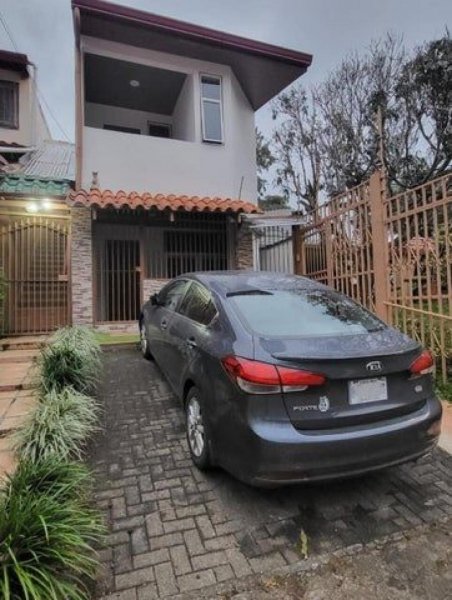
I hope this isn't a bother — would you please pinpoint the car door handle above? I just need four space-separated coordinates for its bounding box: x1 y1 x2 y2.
160 319 168 330
186 337 197 349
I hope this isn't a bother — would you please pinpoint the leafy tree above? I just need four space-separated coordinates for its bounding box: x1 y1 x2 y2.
258 194 289 211
389 32 452 188
256 128 275 198
272 87 322 211
271 32 452 201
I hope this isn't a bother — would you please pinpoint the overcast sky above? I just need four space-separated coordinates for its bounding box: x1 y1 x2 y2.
0 0 450 142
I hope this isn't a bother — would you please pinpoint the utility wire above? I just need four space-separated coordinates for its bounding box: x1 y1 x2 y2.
0 9 18 51
0 7 71 142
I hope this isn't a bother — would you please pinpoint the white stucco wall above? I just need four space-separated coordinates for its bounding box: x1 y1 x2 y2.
80 36 257 202
0 67 51 147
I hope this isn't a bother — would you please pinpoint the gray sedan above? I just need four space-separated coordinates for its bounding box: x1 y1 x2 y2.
139 272 442 486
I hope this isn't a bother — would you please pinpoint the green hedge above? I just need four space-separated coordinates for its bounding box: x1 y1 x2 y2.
1 327 105 600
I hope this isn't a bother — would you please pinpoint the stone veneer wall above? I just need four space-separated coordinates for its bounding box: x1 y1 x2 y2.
71 206 94 326
142 278 168 300
236 222 254 270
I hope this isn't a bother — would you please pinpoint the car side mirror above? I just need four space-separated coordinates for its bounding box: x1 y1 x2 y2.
150 293 161 306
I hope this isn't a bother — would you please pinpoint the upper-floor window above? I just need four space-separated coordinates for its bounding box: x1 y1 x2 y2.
0 80 19 129
200 75 223 144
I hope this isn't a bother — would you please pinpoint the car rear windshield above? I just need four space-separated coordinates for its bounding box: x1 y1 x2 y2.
230 289 384 337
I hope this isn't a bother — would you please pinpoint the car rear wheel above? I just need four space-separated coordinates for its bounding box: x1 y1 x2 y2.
185 388 212 470
139 321 152 360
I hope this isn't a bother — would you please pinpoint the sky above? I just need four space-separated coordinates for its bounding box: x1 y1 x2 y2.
0 0 450 143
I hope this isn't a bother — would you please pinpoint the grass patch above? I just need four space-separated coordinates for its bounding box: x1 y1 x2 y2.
94 331 139 346
14 387 100 462
0 457 104 600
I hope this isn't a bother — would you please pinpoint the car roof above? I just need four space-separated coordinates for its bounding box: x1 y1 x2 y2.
186 271 327 298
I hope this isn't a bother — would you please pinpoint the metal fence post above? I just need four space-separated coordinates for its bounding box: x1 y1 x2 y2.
369 169 389 322
292 225 303 275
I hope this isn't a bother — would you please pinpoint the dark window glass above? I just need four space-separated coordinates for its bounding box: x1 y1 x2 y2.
163 230 227 277
158 280 188 311
230 289 385 337
103 124 141 134
0 80 19 128
148 122 171 138
178 283 217 325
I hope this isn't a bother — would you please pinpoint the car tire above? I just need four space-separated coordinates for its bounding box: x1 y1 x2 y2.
139 321 153 360
185 387 212 470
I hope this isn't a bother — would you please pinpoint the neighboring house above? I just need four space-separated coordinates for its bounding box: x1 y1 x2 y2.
0 49 75 335
68 0 312 330
0 49 50 152
246 209 307 273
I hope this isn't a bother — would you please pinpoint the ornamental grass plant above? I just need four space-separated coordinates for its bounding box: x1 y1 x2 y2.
0 457 104 600
13 387 100 462
1 327 105 599
39 326 101 395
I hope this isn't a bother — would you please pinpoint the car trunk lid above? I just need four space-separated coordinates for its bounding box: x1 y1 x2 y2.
254 330 431 430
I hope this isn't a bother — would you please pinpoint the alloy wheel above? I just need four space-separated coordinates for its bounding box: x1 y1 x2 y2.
140 324 147 355
187 396 205 458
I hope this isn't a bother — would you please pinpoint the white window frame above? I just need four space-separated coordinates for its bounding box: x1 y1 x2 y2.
200 74 224 144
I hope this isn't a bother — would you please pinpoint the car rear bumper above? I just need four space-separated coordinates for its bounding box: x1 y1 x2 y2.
221 396 442 487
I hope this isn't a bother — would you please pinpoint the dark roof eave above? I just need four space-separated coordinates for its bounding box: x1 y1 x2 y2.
71 0 312 69
0 49 30 77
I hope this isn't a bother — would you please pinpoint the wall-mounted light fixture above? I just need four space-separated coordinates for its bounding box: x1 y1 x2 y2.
25 198 53 213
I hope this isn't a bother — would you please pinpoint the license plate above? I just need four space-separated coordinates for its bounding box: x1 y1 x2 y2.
348 377 387 405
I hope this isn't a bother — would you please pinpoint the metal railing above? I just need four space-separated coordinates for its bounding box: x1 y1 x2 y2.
295 171 452 383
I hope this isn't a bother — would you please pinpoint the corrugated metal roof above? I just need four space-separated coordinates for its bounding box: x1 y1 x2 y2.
20 140 75 181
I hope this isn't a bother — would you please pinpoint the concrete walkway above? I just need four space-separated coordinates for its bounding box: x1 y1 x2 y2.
0 336 45 480
439 401 452 454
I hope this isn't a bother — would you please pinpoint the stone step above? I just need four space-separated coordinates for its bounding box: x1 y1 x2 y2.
0 349 39 364
0 436 16 482
0 335 48 351
0 363 37 393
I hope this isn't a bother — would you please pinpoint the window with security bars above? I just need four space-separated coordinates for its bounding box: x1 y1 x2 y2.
161 229 228 278
0 80 19 128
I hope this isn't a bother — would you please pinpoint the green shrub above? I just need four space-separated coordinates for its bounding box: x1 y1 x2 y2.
6 456 92 502
436 378 452 404
39 327 101 394
0 458 104 600
14 387 100 462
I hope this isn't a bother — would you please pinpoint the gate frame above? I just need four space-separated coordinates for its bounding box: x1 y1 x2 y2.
0 197 72 335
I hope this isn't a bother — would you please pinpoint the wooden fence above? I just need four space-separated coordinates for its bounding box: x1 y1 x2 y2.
294 170 452 383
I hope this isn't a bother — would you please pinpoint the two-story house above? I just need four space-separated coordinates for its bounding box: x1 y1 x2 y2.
0 50 75 335
68 0 312 330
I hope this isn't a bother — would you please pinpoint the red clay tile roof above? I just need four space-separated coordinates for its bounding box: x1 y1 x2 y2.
67 188 260 214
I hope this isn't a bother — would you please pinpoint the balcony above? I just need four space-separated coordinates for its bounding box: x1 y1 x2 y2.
84 53 196 142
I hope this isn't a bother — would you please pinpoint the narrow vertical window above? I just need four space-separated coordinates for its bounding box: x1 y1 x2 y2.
200 75 223 143
0 80 19 129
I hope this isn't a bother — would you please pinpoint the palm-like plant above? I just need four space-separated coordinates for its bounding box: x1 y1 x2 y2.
14 387 100 462
39 327 101 395
0 458 104 600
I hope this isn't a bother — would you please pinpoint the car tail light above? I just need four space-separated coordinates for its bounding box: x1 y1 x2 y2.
222 356 326 394
409 350 434 376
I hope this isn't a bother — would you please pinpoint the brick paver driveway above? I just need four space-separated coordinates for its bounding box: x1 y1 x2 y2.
92 348 452 599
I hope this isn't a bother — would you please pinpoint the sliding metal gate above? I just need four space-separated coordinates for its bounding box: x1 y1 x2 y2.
0 212 70 334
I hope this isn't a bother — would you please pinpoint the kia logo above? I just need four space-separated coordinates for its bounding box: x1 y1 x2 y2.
366 361 382 372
